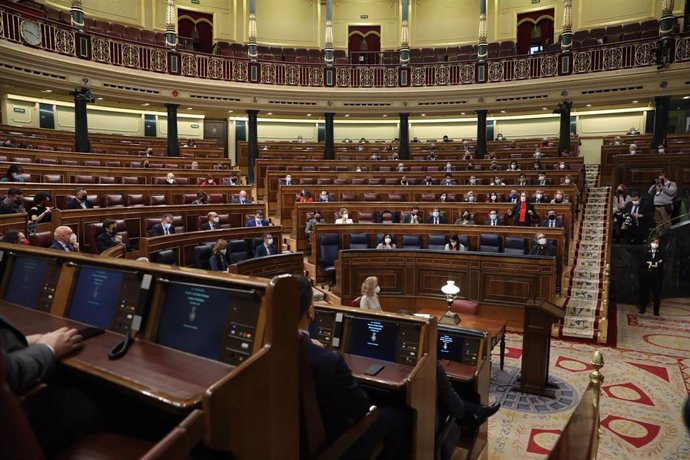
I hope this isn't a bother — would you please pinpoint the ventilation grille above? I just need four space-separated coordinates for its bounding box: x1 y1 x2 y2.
495 94 548 102
0 63 66 80
418 100 467 106
343 102 392 107
102 83 159 94
268 100 317 106
191 94 240 102
581 85 643 95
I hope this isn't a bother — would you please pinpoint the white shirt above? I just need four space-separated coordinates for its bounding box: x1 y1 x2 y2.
360 294 381 311
335 218 353 224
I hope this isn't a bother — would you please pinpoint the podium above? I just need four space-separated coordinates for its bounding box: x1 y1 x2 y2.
519 298 565 397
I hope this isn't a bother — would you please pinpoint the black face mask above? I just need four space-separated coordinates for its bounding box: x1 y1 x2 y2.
13 199 22 206
549 215 556 220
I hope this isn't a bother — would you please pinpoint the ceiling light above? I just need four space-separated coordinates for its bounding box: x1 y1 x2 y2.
632 100 639 103
382 114 388 117
227 110 234 113
344 114 350 117
500 110 506 113
541 107 547 110
186 107 193 110
460 112 466 115
421 113 426 117
585 104 592 107
267 112 273 115
42 89 52 93
96 97 103 101
306 113 312 117
683 96 690 100
141 103 150 106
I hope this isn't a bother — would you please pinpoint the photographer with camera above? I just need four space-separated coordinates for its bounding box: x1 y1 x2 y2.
647 173 677 233
621 191 652 244
612 184 632 243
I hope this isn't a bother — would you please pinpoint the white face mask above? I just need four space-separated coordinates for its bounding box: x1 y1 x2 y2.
286 177 291 183
491 195 497 200
520 196 527 202
538 238 547 246
450 241 457 246
632 201 640 206
536 194 543 199
650 243 658 249
490 214 497 220
630 149 636 154
166 178 174 184
468 196 476 202
384 237 392 244
213 217 220 223
69 234 77 244
375 286 380 294
342 214 348 220
564 179 571 184
163 223 171 229
658 149 665 153
267 238 273 245
539 177 545 182
220 249 227 255
432 211 439 218
559 164 566 169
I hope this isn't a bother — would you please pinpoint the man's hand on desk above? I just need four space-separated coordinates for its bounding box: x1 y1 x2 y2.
310 338 325 348
34 327 84 358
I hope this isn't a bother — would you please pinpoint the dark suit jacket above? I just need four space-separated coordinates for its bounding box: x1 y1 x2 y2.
426 215 448 224
624 200 653 224
643 249 664 274
403 213 422 224
305 335 369 440
208 253 228 271
232 198 253 204
483 218 505 226
255 244 278 257
150 223 175 236
66 198 94 210
1 315 55 394
49 241 76 252
508 202 536 225
200 222 218 231
530 243 556 257
95 231 118 254
245 218 269 227
540 217 564 228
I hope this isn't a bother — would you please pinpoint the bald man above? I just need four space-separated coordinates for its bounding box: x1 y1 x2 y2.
49 226 78 252
200 211 221 231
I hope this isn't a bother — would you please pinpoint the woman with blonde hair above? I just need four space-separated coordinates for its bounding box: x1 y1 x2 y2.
359 276 382 310
209 239 228 271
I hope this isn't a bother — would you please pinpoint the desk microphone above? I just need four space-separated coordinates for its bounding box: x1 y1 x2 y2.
108 273 153 360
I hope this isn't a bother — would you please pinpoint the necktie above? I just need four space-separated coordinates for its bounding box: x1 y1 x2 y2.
632 205 638 215
434 218 438 224
257 220 262 227
550 221 554 228
651 251 656 258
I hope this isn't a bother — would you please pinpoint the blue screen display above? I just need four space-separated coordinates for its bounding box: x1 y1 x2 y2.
155 282 232 360
4 255 50 309
68 266 124 328
346 316 398 362
437 330 466 363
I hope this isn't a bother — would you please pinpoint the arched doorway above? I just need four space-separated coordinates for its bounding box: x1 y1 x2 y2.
516 9 554 55
348 26 381 64
177 9 214 54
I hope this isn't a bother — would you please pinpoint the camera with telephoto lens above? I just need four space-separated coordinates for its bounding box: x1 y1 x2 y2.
621 213 633 231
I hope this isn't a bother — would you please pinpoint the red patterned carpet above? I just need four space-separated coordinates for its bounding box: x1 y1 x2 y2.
486 298 690 459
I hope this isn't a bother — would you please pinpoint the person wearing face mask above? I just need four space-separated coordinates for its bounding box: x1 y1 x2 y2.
283 174 293 185
444 161 453 172
495 133 505 141
516 174 530 186
397 163 406 172
403 206 422 224
530 233 555 256
335 208 353 224
255 233 279 257
508 190 520 203
427 208 447 224
1 164 25 183
232 190 252 204
376 233 396 250
445 234 465 251
29 192 53 224
628 144 637 155
532 161 544 171
550 190 569 204
639 237 664 316
150 214 176 236
622 191 652 244
489 160 500 172
465 191 476 203
319 190 332 202
541 210 564 228
66 188 94 210
164 173 176 185
561 175 573 186
305 212 325 241
612 184 632 243
454 210 475 225
483 210 504 226
209 239 229 271
1 230 28 245
509 161 519 171
359 276 382 311
556 162 567 171
298 189 314 203
0 187 25 215
467 176 478 186
439 192 449 203
657 144 666 154
442 173 456 186
95 219 123 254
536 174 550 186
423 175 434 186
49 226 79 252
462 151 473 161
648 173 677 232
507 192 535 226
492 177 504 186
201 211 222 231
487 192 500 203
400 176 409 186
246 209 270 227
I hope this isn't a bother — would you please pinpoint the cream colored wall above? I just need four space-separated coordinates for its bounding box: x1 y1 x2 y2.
494 116 560 138
158 116 204 138
577 0 655 29
490 0 560 43
1 97 39 128
43 0 145 27
257 120 318 142
575 110 647 164
334 122 398 141
55 106 146 136
256 0 318 47
410 121 477 140
411 0 478 46
332 0 400 51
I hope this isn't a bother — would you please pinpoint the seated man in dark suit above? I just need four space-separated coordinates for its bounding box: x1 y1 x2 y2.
200 211 221 231
403 205 422 224
255 233 278 257
150 213 175 236
530 189 549 204
0 187 25 215
483 209 505 226
529 233 556 256
506 192 536 226
246 210 270 227
294 275 407 460
426 208 447 224
540 210 564 228
621 191 653 244
66 188 94 210
49 226 79 252
95 218 123 254
232 190 252 204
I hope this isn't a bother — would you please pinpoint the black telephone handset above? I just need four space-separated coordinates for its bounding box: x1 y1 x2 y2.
108 274 153 360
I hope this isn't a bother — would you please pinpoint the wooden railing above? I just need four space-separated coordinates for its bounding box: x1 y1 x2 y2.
547 351 605 459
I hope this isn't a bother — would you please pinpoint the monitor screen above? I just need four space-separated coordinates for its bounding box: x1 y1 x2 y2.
310 309 338 346
154 281 260 364
346 316 399 362
437 328 466 363
67 266 135 329
4 254 51 309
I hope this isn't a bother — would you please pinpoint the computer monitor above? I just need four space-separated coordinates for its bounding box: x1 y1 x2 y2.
3 254 59 311
67 265 141 331
345 315 399 362
154 280 260 366
310 308 339 347
437 328 466 363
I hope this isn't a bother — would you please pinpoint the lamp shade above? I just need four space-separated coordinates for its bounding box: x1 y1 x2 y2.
441 280 460 296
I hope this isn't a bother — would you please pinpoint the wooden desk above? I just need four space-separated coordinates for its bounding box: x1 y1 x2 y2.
343 354 414 389
418 308 507 371
0 301 231 410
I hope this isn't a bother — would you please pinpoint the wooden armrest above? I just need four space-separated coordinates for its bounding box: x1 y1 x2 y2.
18 383 47 403
140 409 204 460
317 406 378 460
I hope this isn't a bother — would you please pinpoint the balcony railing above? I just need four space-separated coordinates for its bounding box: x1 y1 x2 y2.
1 7 688 89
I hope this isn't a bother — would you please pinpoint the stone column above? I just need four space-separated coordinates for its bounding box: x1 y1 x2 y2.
165 103 180 157
324 0 334 65
561 0 573 53
652 96 670 148
70 0 84 31
247 109 259 183
475 110 487 159
165 0 177 49
324 113 335 159
400 0 410 66
399 113 409 160
477 0 488 62
248 0 258 62
71 88 93 153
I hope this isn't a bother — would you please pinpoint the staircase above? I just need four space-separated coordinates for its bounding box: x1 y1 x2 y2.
556 164 612 342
